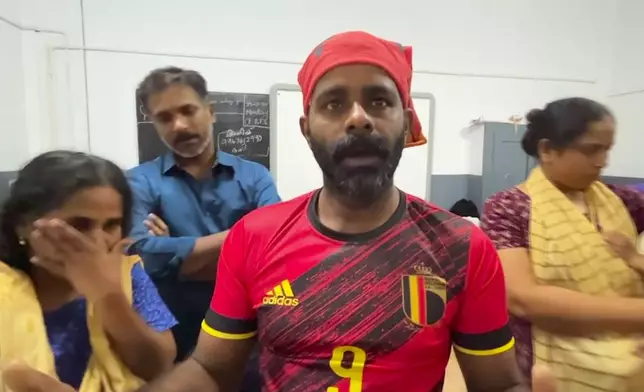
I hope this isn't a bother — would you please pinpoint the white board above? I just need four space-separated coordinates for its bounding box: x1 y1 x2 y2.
272 87 434 202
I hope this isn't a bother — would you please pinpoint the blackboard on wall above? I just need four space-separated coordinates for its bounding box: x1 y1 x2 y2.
136 92 270 169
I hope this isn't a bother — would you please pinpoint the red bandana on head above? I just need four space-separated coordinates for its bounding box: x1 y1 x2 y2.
297 31 426 148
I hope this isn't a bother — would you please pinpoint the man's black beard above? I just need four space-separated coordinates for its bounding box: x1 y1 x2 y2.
309 130 405 208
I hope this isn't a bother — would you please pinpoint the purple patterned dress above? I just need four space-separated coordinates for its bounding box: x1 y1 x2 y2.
44 263 177 389
481 184 644 379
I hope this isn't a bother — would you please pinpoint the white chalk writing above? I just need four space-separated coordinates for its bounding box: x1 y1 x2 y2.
218 127 263 155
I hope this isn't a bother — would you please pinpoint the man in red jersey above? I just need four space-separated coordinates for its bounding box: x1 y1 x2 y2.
4 31 557 392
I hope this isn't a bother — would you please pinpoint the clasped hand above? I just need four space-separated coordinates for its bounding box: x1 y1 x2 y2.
144 213 169 237
29 218 131 302
602 231 644 274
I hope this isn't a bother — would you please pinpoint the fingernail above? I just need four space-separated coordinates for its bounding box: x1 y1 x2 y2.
30 256 40 264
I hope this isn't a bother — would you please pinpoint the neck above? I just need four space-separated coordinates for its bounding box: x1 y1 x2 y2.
31 267 77 311
540 166 580 193
563 189 585 200
317 185 400 235
174 141 215 178
552 180 581 195
539 166 587 203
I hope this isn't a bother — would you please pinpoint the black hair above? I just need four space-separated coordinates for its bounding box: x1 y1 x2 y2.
521 97 613 158
136 66 209 113
0 150 132 273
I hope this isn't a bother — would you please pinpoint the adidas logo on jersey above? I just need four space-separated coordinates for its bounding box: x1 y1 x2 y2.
262 280 299 307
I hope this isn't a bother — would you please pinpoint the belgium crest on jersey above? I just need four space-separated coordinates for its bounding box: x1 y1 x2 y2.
401 266 446 327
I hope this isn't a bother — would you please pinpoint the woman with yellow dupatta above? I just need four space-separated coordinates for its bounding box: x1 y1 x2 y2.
482 97 644 392
0 151 177 391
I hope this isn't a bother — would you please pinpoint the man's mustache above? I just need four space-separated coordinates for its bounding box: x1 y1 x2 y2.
332 133 389 162
173 132 200 143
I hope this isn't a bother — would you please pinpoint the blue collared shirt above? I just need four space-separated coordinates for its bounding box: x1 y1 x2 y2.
127 151 280 279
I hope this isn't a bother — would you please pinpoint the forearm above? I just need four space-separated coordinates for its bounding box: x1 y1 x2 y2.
469 386 529 392
467 383 528 392
95 292 174 380
131 235 196 278
180 231 229 280
466 379 528 392
514 285 644 335
499 386 529 391
628 254 644 274
136 359 220 392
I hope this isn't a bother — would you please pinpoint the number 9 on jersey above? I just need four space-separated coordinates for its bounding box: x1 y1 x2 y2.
327 346 367 392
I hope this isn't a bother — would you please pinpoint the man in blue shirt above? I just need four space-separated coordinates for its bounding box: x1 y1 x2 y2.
127 67 280 369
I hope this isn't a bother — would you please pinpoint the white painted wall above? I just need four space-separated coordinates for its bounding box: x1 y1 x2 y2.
0 1 27 171
0 0 87 171
1 0 632 177
605 1 644 178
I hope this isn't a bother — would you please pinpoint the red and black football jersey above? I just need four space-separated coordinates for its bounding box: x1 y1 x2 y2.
202 190 513 392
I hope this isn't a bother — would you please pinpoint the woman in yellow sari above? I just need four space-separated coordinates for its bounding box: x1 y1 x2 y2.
482 97 644 391
0 151 177 391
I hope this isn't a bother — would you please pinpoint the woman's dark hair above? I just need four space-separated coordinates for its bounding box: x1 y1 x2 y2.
521 97 613 158
0 150 132 273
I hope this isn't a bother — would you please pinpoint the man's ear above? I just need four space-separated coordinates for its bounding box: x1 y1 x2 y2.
209 102 216 123
299 115 312 148
403 108 413 139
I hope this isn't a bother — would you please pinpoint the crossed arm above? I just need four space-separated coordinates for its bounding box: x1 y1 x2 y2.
126 167 280 280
